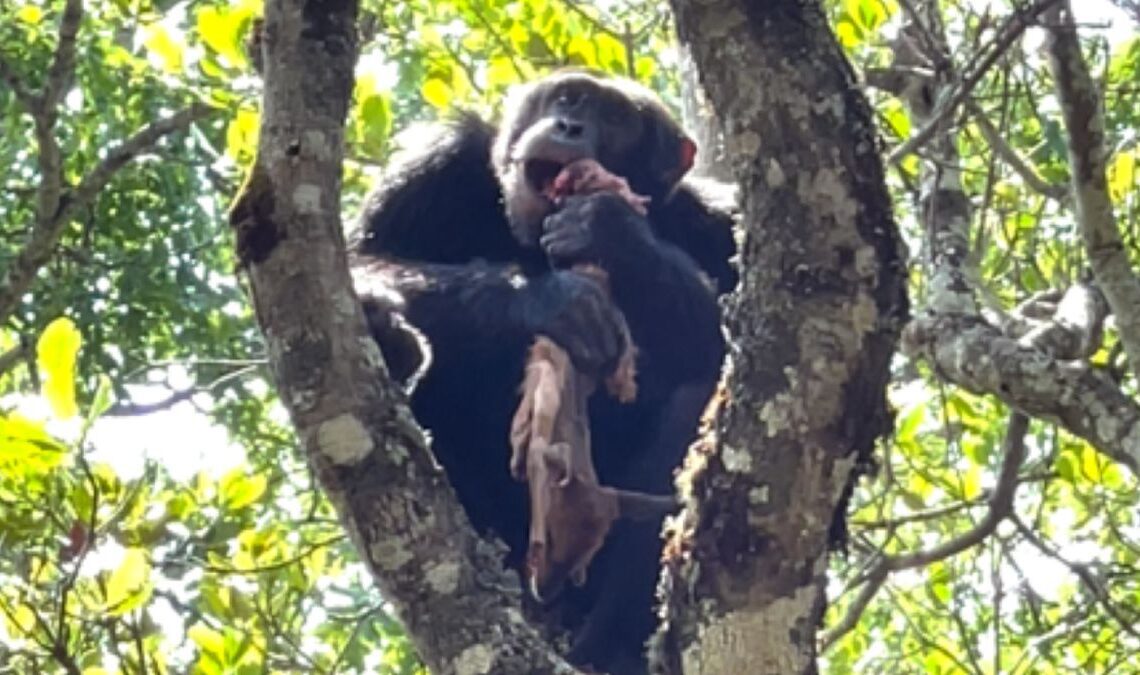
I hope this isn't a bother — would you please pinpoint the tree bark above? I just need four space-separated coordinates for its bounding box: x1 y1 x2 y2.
228 2 576 673
655 2 908 674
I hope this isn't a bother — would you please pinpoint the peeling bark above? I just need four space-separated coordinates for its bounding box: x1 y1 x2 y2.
655 2 908 672
228 2 577 673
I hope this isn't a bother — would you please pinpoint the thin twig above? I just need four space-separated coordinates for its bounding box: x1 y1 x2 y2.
889 0 1062 164
821 413 1030 651
967 100 1068 200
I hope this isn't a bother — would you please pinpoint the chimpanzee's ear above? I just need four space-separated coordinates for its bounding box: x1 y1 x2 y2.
615 490 678 522
658 133 697 189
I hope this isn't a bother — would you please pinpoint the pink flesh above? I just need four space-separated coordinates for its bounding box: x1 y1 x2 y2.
542 159 650 215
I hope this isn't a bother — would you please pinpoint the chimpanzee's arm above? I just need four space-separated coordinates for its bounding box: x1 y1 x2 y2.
541 193 726 390
355 260 628 380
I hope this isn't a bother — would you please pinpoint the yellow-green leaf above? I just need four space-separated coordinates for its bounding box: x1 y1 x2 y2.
37 317 81 420
16 5 44 24
196 6 253 69
142 22 184 73
104 548 152 615
85 374 114 427
421 78 451 109
1080 444 1103 482
189 623 226 660
1107 146 1136 203
225 107 260 162
220 470 267 511
0 413 69 477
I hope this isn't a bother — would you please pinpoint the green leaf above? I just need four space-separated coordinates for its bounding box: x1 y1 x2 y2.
37 317 82 420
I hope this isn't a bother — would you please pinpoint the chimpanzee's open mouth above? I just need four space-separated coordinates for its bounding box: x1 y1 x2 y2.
524 158 565 195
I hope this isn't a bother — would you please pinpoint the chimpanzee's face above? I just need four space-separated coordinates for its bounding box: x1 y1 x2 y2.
492 71 695 246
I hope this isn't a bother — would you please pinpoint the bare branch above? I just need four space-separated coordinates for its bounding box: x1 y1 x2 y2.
0 103 211 323
104 364 257 417
819 566 887 651
1045 1 1140 382
888 0 1062 165
903 313 1140 472
1005 282 1109 359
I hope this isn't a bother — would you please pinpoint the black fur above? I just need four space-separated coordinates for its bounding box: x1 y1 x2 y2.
350 72 737 675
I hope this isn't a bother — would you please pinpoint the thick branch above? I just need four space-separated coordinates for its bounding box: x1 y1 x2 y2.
0 104 209 323
903 313 1140 472
1005 282 1109 359
658 1 908 672
232 3 575 673
1046 2 1140 382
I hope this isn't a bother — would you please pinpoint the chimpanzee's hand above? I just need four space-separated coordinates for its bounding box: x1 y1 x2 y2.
540 192 655 272
521 270 628 374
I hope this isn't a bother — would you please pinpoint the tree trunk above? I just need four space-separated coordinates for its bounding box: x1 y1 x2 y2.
228 2 576 673
654 2 908 673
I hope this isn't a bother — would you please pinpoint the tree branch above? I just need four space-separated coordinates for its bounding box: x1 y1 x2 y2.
230 3 577 672
903 314 1140 472
1012 516 1140 639
1045 1 1140 382
0 103 210 324
0 54 36 112
41 0 84 117
104 363 256 417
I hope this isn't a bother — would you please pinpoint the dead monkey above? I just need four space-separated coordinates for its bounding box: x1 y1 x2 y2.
509 159 672 603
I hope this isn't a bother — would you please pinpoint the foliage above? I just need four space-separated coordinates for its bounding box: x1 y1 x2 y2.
0 0 1137 673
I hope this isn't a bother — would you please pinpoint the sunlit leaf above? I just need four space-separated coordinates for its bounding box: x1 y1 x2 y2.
37 317 82 420
1107 145 1136 203
421 78 452 109
104 548 152 615
141 22 184 73
189 623 226 661
197 5 255 69
225 107 260 162
16 5 44 24
220 470 267 511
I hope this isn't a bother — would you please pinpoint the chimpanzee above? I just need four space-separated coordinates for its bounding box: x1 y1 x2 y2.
349 70 737 674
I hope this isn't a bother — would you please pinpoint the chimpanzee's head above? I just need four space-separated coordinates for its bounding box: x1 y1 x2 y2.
492 70 697 245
